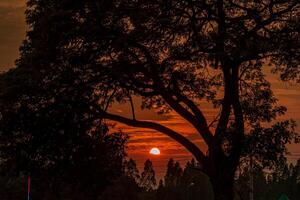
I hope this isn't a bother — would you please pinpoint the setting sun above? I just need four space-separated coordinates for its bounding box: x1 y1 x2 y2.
149 147 160 155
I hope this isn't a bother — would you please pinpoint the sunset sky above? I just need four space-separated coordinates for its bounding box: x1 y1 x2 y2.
1 0 299 178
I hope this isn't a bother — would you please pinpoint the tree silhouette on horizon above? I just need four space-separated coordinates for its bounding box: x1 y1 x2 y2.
140 159 157 191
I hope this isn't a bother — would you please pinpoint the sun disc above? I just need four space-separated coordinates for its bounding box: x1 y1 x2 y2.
149 147 160 155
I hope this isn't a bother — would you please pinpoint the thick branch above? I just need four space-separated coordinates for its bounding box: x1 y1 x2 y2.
121 38 214 147
172 90 215 144
160 91 214 146
231 67 245 136
215 67 231 136
96 109 207 164
176 92 210 126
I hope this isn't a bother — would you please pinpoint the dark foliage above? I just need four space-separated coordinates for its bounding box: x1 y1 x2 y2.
236 158 300 200
0 62 128 200
157 159 214 200
140 159 157 191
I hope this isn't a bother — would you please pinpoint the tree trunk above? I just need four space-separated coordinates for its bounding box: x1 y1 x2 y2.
212 166 235 199
203 148 239 200
205 60 244 199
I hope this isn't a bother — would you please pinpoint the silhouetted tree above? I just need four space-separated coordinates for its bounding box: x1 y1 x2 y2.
0 107 127 200
140 159 156 191
236 158 300 200
124 158 140 183
1 0 299 198
165 159 183 188
236 164 268 200
289 159 300 198
157 159 214 200
0 68 128 199
158 179 164 188
156 159 184 200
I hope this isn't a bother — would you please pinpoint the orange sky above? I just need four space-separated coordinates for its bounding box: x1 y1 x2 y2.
0 0 299 179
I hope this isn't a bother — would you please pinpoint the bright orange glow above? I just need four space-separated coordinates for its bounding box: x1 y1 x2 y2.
149 147 160 155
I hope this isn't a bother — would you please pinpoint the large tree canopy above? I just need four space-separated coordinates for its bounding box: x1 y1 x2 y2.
0 67 128 199
0 0 299 199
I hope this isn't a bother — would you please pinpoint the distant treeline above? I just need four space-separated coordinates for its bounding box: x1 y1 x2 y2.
1 154 300 200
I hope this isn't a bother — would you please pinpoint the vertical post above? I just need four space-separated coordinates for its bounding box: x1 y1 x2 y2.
27 175 31 200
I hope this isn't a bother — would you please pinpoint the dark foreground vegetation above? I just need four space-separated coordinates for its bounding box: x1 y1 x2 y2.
1 153 300 200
